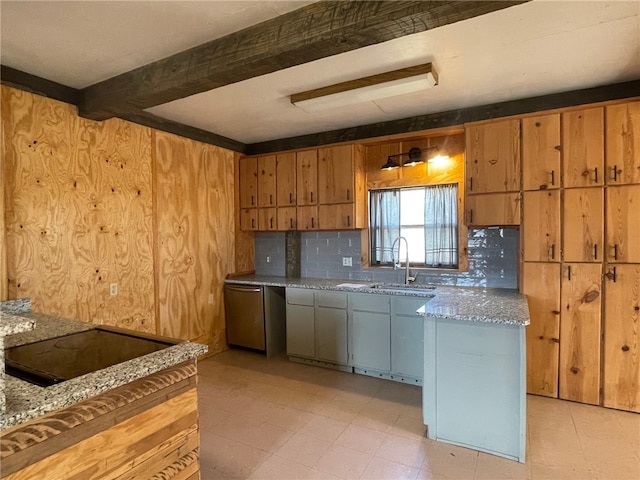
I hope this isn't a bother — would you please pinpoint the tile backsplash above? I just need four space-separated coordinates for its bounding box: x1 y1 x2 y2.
255 228 519 289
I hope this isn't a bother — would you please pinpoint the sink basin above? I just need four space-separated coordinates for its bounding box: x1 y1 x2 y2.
370 284 436 295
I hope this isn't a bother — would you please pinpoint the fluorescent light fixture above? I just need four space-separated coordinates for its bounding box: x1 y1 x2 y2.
291 63 438 113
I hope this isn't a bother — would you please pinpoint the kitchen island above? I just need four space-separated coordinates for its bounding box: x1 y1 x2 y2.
226 275 529 462
0 300 207 479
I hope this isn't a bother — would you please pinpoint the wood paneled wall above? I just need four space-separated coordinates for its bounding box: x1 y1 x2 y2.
154 131 235 351
1 86 238 354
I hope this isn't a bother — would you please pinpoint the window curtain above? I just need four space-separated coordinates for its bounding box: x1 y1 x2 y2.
370 189 400 264
424 183 458 267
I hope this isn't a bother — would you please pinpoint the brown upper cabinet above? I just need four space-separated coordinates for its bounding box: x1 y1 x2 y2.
258 207 277 231
523 190 561 262
276 153 296 206
522 114 561 191
606 102 640 185
466 193 520 227
318 145 355 204
606 184 640 263
563 187 604 262
562 107 604 188
239 157 258 208
257 155 276 207
465 119 521 193
297 206 318 231
277 207 297 231
296 150 318 206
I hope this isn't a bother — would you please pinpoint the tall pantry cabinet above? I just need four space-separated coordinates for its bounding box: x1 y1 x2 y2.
522 101 640 412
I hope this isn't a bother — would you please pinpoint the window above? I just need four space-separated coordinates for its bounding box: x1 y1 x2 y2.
370 184 458 268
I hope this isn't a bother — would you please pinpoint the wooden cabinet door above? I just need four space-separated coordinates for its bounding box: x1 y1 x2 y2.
603 263 640 412
286 304 315 358
563 188 603 262
606 102 640 185
297 206 318 230
466 193 520 226
466 119 520 193
257 155 276 207
239 208 257 231
318 145 354 204
276 207 296 231
606 185 640 263
239 157 258 208
319 204 356 230
257 208 277 231
563 107 604 187
316 306 349 364
560 263 602 405
296 150 318 206
522 114 561 190
276 152 296 206
523 190 560 262
523 262 561 397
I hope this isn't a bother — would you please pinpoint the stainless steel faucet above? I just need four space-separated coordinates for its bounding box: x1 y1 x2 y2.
391 236 415 285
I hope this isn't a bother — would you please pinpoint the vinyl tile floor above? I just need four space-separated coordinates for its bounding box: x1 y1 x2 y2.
197 350 640 480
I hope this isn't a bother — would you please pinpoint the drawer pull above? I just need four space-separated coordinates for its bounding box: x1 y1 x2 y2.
311 217 315 228
270 194 273 205
289 192 293 204
347 215 351 227
550 170 555 186
593 167 598 184
270 217 273 229
469 209 474 224
251 195 254 206
469 177 473 192
310 192 314 203
550 243 556 260
593 244 598 260
567 265 572 281
251 218 255 229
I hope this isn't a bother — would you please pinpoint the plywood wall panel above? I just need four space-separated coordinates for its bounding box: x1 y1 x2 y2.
2 86 155 332
154 131 235 354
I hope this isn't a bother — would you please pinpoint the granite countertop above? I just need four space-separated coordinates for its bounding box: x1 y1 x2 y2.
225 275 530 326
1 311 208 430
0 312 36 337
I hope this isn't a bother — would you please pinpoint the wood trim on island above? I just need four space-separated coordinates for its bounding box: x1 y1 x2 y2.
0 360 200 479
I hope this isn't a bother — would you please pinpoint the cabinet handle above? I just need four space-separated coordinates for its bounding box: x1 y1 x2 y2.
289 192 293 204
593 244 598 260
251 195 254 206
310 192 314 203
346 189 350 201
611 165 619 182
469 177 473 192
290 218 293 229
251 218 255 229
270 194 273 205
567 265 572 281
612 244 618 261
550 243 556 260
469 209 474 224
311 217 315 228
593 167 598 184
347 215 351 227
605 267 617 283
550 170 555 186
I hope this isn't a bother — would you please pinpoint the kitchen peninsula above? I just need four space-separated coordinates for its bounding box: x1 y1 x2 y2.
226 275 529 462
0 300 207 479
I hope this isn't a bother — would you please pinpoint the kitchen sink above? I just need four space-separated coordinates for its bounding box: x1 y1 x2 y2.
370 284 436 295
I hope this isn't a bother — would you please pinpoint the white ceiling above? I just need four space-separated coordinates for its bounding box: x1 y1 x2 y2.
2 1 639 145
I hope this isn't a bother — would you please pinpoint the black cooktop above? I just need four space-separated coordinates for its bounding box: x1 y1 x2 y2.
5 328 177 387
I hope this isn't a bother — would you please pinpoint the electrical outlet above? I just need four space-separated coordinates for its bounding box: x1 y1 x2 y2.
342 257 352 267
208 293 214 304
110 283 118 296
266 255 271 263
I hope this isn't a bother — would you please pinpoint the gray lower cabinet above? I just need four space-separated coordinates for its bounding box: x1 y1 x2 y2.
391 297 427 382
351 293 391 373
285 287 428 382
286 288 349 367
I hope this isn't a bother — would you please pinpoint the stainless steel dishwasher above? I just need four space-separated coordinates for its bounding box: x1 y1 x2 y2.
224 284 286 356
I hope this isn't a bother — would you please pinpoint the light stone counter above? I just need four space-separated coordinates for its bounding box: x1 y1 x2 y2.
1 307 207 430
225 275 529 326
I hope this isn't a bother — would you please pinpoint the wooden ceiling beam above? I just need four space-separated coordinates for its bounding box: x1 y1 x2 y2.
79 0 527 121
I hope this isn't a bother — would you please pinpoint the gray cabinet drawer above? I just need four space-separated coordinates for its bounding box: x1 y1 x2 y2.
287 288 314 306
393 296 430 316
316 291 348 308
351 293 391 313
